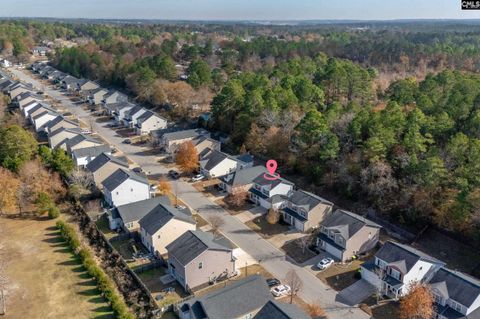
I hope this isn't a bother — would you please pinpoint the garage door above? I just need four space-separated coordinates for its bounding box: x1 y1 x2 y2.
294 219 304 231
325 242 343 260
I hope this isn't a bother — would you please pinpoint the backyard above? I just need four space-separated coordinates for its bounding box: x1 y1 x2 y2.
0 217 114 319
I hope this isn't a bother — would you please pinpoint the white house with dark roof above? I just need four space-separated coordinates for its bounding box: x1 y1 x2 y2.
122 105 147 128
61 75 80 91
113 102 135 123
249 174 295 210
32 111 60 132
22 100 42 117
15 91 44 109
48 127 83 150
316 209 381 261
107 196 171 231
86 152 129 188
102 90 128 106
199 150 252 179
281 190 334 232
361 241 445 299
191 135 221 158
139 202 196 256
66 134 104 154
219 165 267 195
88 88 109 105
178 275 272 319
429 268 480 319
44 116 78 134
102 168 150 207
76 79 99 93
135 111 168 135
72 144 111 167
27 103 56 123
166 230 237 291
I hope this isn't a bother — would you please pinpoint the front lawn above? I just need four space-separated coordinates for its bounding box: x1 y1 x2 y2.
245 216 290 239
316 259 363 291
281 238 316 264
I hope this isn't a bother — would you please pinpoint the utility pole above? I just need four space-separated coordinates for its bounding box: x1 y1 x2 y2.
175 179 178 206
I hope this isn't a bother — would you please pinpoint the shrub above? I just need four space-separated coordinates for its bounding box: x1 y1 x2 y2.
48 206 60 219
35 192 54 215
266 208 280 224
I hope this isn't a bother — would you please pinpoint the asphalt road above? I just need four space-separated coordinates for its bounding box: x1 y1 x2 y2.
11 67 370 319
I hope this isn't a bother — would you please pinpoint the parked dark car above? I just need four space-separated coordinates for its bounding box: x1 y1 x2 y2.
266 278 281 287
132 167 143 174
122 138 131 144
168 170 180 179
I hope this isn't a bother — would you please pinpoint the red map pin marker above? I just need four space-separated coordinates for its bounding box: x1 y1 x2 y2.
266 159 278 176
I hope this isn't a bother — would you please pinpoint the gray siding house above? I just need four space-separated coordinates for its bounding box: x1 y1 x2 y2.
166 230 236 291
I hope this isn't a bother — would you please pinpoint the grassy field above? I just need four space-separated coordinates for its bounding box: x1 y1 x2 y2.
1 217 114 319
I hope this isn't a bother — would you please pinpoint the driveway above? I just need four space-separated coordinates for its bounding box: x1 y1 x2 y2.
336 280 376 306
11 68 371 319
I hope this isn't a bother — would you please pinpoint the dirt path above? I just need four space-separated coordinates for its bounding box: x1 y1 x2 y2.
0 217 113 319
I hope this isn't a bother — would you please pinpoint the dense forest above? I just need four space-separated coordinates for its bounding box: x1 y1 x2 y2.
2 19 480 240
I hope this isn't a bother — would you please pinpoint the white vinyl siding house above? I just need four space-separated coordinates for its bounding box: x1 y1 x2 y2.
135 112 168 135
102 169 150 207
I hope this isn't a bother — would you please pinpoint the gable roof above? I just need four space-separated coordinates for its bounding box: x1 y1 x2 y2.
375 241 444 274
166 230 233 266
27 103 56 116
49 126 82 138
320 209 380 242
110 196 171 224
235 153 254 164
101 168 149 191
86 152 128 173
200 150 232 171
252 173 294 189
65 134 102 149
126 105 145 117
289 190 333 212
163 128 209 142
220 165 267 187
32 110 59 121
181 275 271 319
44 116 77 130
253 300 310 319
72 144 111 159
90 87 108 95
139 202 195 235
429 268 480 308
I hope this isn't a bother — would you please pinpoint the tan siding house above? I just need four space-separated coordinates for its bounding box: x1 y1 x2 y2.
86 153 129 188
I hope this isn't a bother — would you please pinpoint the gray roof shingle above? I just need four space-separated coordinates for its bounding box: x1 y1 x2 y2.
139 202 195 235
163 128 209 141
220 165 267 187
289 190 333 212
430 268 480 308
166 230 233 266
253 300 310 319
321 209 380 240
72 144 111 159
111 196 171 224
181 275 271 319
86 152 128 173
101 168 149 191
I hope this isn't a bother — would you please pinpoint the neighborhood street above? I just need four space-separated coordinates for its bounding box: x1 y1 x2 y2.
11 67 369 319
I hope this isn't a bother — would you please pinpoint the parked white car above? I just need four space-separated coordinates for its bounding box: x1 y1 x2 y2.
191 174 205 182
271 284 291 297
317 257 334 270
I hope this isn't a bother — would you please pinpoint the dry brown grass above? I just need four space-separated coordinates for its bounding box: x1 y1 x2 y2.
0 217 113 319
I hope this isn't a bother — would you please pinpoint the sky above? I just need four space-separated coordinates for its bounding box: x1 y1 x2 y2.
3 0 480 21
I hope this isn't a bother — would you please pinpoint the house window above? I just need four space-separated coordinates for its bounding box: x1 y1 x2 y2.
157 234 161 239
116 191 119 195
433 293 443 305
198 262 203 269
388 268 401 281
448 300 463 313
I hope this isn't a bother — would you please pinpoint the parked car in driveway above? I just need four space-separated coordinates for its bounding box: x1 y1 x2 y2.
168 170 180 179
271 284 291 297
266 278 281 287
317 257 334 270
132 167 143 174
122 138 131 144
190 174 205 182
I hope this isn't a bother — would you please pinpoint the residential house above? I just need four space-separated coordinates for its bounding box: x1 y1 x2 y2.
101 90 128 106
26 103 56 122
191 135 221 158
135 111 168 135
122 105 147 128
361 241 445 299
32 46 50 56
72 144 111 167
249 174 295 210
199 150 251 179
76 79 99 93
166 230 236 291
102 168 150 207
61 75 79 91
31 61 46 72
159 128 210 153
219 165 267 195
43 116 78 134
107 196 171 231
86 152 129 188
22 100 42 117
32 111 61 132
139 203 196 256
178 275 271 319
111 102 135 123
281 190 334 232
66 134 104 154
9 83 33 100
16 91 45 109
429 268 480 319
0 79 14 92
253 300 311 319
48 127 83 149
88 88 109 105
316 209 381 261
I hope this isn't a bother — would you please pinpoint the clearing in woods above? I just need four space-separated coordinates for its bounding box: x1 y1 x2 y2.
0 217 114 319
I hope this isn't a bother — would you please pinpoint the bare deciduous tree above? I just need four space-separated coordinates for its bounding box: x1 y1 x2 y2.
285 269 303 304
306 302 327 318
68 169 94 190
399 283 434 319
266 208 280 225
208 215 225 238
299 236 310 254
